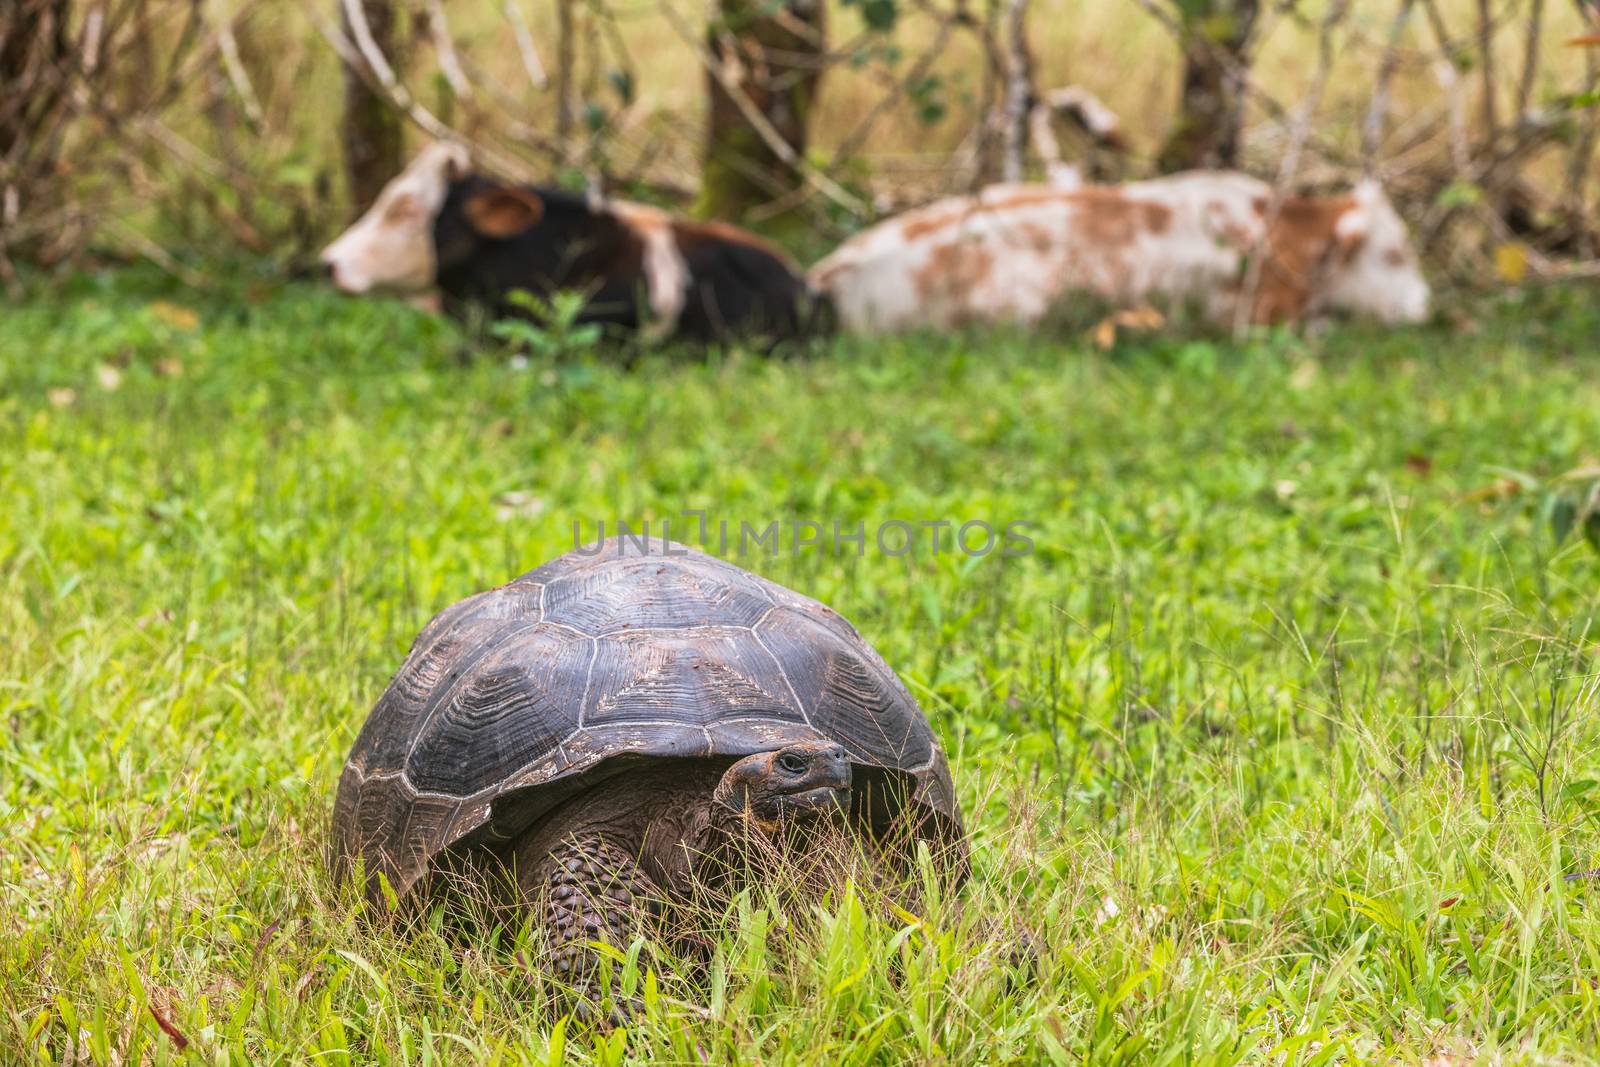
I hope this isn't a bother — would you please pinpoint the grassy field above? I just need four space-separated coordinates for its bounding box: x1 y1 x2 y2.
4 275 1600 1064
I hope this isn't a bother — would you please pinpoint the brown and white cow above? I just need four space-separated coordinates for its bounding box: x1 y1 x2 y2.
808 171 1431 334
321 143 818 344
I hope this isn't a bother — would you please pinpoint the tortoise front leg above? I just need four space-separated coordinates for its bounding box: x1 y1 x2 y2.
525 833 662 1015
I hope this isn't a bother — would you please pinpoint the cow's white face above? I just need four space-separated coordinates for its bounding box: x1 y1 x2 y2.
320 142 469 294
1318 180 1431 324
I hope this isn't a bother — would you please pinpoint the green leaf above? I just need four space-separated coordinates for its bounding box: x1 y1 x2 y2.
843 0 897 32
1568 88 1600 110
1437 180 1483 209
608 68 635 106
375 871 400 914
334 949 389 993
1582 507 1600 553
1546 491 1576 544
546 1016 567 1067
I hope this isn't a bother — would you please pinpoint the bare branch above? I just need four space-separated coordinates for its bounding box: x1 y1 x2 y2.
1475 0 1499 139
1517 0 1545 119
555 0 575 144
1128 0 1354 170
830 16 958 166
1125 0 1183 39
1562 31 1598 256
659 0 868 216
212 3 264 130
313 0 533 179
1420 0 1473 174
1276 0 1353 186
1361 0 1418 172
112 219 209 288
337 0 407 108
502 0 547 92
424 0 473 99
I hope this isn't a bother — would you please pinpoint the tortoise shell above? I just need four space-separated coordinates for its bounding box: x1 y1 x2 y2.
332 537 962 898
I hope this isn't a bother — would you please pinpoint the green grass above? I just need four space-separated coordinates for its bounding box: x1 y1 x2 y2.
4 274 1600 1064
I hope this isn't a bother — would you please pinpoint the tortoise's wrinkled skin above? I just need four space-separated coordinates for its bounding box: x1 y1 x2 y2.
331 537 965 1007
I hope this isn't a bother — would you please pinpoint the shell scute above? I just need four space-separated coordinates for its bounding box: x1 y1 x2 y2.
584 629 803 729
542 556 773 636
406 626 591 794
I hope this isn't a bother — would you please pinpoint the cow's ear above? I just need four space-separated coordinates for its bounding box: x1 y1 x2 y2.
463 187 545 238
1333 205 1368 258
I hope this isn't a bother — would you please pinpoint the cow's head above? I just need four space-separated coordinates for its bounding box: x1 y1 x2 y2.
320 142 471 294
430 177 548 280
1313 180 1430 324
321 142 554 298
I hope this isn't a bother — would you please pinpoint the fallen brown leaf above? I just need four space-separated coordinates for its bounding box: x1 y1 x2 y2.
1457 478 1522 504
1091 317 1117 350
148 301 199 330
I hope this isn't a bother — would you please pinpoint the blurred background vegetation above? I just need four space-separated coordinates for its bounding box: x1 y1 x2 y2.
2 0 1598 285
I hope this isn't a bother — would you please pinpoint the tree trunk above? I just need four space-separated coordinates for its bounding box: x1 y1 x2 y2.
0 0 73 267
1156 0 1260 173
698 0 824 230
339 0 405 215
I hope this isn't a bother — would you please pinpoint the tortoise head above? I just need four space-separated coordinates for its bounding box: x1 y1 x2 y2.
712 740 852 832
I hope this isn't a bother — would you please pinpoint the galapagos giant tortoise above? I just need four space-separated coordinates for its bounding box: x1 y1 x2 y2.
332 537 965 1002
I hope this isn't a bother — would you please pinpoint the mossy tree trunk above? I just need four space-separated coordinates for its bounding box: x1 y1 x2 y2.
1156 0 1260 173
339 0 405 215
698 0 824 231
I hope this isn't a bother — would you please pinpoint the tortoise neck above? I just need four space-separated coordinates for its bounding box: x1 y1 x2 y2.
685 804 770 886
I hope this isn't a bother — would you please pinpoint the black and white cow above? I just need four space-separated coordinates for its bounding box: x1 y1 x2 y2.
321 143 818 344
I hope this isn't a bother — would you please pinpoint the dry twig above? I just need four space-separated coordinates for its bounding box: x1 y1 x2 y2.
503 0 548 92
